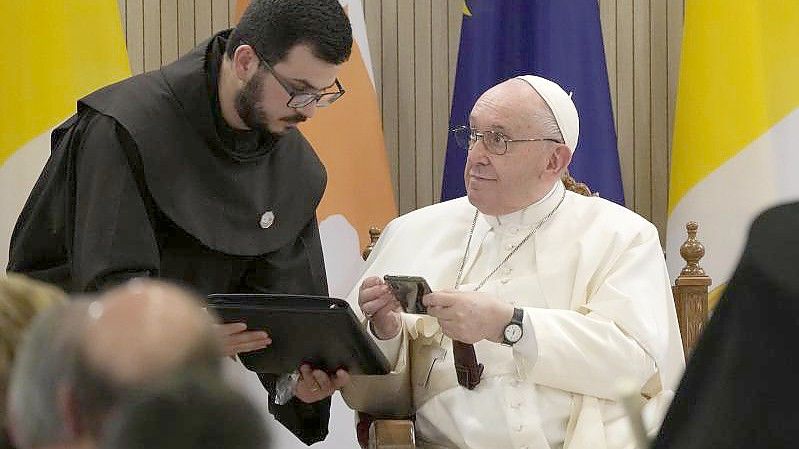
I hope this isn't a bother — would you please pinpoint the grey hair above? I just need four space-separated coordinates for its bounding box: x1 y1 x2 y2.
7 300 91 449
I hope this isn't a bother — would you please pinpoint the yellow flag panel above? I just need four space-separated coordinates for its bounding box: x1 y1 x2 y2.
0 1 130 165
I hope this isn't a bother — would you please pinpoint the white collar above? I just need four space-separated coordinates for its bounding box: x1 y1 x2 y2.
482 181 565 232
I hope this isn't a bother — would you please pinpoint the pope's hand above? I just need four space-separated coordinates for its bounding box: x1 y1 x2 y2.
423 291 514 344
358 276 402 340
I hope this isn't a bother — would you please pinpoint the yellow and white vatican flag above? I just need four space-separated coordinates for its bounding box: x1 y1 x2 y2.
666 3 799 307
228 1 395 447
0 1 130 270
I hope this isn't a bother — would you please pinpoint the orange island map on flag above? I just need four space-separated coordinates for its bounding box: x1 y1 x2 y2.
227 4 396 448
0 1 130 271
237 0 396 300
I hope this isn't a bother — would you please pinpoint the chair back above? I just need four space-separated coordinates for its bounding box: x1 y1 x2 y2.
672 221 711 356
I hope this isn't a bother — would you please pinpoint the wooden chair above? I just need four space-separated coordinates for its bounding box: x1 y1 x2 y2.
357 173 711 448
672 221 711 356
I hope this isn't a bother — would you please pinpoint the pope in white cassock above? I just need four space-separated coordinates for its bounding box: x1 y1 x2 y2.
342 75 684 449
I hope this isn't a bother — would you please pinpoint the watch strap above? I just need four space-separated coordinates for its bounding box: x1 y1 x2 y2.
502 307 524 345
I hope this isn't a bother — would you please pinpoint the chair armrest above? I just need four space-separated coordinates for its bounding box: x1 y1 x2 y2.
369 419 416 449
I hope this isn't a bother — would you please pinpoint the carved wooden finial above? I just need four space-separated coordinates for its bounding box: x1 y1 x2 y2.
674 221 711 356
362 226 383 260
679 221 706 276
562 171 593 197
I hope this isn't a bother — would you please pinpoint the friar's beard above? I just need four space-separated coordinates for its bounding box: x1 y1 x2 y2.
235 73 306 136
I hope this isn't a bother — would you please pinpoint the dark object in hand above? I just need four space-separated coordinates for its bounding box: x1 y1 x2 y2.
383 275 431 314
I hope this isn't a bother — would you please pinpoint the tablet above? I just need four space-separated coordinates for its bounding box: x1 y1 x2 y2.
207 293 391 376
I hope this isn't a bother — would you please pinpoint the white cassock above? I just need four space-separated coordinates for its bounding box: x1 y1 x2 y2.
342 181 684 449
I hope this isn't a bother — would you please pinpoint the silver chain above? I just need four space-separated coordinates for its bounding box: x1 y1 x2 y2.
454 189 566 291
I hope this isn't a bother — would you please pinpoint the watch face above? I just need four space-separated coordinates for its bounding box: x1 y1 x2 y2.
504 323 523 343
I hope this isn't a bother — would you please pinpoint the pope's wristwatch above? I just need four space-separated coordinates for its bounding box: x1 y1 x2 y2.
502 307 524 346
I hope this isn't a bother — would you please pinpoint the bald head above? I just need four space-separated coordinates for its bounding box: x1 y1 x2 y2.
472 78 563 145
74 279 221 439
83 279 220 385
465 77 573 215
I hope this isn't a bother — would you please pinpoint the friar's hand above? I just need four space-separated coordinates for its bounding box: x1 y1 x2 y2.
358 276 402 340
294 364 351 403
423 291 514 344
216 322 271 357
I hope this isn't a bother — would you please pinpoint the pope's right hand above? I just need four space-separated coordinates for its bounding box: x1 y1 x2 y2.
216 322 272 357
358 276 402 340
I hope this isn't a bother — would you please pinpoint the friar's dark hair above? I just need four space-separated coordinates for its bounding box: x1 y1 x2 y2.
226 0 353 65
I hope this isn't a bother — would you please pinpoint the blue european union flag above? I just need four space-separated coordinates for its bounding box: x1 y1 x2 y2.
441 0 624 205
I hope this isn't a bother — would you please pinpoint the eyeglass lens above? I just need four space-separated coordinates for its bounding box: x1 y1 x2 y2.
453 127 506 154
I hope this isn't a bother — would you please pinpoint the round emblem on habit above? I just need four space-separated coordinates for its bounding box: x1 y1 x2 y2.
259 211 275 229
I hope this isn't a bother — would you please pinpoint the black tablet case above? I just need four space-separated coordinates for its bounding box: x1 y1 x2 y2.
207 294 391 375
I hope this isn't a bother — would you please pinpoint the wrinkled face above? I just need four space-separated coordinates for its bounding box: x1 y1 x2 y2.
235 44 340 135
464 80 566 216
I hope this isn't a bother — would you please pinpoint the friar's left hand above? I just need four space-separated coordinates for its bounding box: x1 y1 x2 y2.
423 290 514 344
293 364 351 403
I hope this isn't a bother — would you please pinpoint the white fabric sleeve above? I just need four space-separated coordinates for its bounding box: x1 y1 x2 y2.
367 320 403 366
516 223 669 400
525 308 657 400
511 309 539 367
